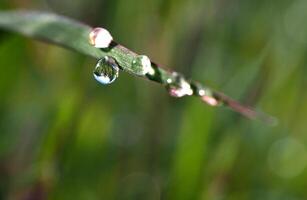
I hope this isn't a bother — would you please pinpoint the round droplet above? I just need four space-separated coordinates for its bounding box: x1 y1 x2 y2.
201 95 219 106
190 83 220 106
89 27 113 48
166 72 193 98
131 55 155 76
93 56 119 85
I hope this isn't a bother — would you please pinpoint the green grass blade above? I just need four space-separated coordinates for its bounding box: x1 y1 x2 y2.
0 10 103 58
0 10 275 124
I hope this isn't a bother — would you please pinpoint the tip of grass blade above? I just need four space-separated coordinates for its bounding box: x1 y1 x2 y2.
207 91 278 126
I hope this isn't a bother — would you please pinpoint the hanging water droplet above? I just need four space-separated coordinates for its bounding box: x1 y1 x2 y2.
131 55 155 76
166 72 193 98
93 56 119 85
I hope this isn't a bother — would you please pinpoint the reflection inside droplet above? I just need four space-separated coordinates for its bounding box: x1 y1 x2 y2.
93 56 119 85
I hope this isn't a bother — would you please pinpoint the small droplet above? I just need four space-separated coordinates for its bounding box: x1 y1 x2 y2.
89 27 113 48
195 86 219 106
93 56 119 85
166 72 193 98
131 55 155 76
201 95 219 106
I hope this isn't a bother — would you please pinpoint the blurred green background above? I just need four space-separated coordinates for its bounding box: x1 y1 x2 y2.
1 0 307 199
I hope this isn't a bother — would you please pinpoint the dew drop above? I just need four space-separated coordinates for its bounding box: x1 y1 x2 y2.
192 83 220 106
89 27 113 48
201 95 219 106
93 56 119 85
131 55 155 76
166 72 193 98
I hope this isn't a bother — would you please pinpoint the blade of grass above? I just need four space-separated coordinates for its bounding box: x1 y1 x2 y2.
0 10 276 124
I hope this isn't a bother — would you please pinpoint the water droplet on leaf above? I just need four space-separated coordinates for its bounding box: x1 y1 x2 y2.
131 55 155 76
191 82 220 106
166 72 193 97
201 95 219 106
93 56 119 85
89 27 113 48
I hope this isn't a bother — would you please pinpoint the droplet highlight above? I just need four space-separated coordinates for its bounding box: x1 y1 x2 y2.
131 55 155 76
93 56 119 85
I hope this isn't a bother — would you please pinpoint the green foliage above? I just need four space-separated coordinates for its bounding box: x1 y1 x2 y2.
0 10 274 122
